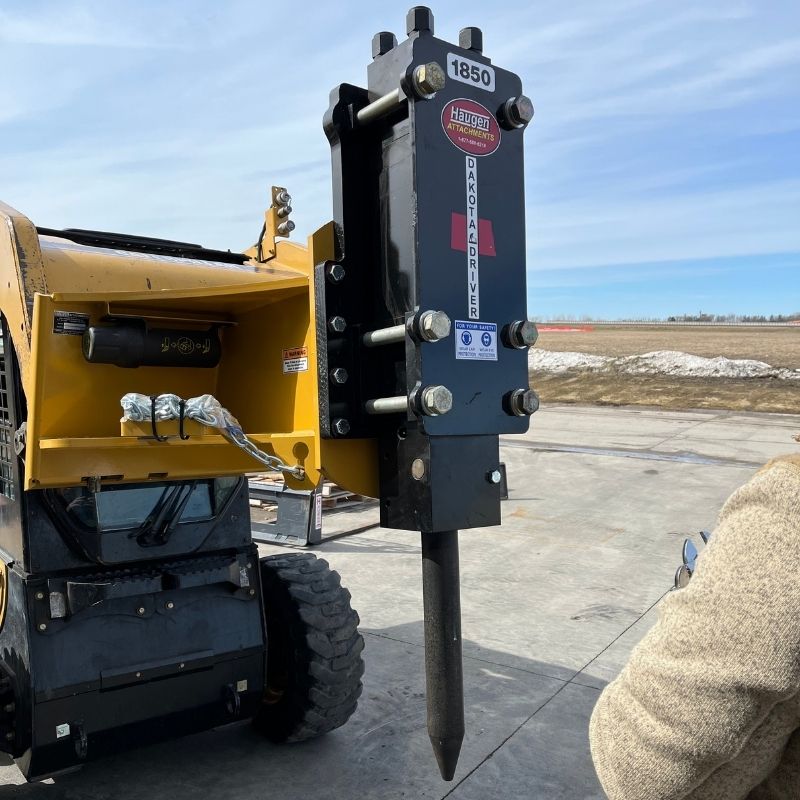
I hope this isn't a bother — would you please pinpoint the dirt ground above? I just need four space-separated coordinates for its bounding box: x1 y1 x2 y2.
531 325 800 414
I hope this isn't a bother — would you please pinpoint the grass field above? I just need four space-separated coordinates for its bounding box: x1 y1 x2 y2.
532 325 800 414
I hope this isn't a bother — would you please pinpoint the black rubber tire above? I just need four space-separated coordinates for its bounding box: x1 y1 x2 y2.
253 553 365 742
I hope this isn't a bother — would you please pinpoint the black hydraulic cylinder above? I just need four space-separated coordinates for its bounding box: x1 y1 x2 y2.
421 529 464 781
83 324 221 368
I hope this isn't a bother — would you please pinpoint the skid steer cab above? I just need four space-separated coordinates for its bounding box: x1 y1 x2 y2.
0 5 536 783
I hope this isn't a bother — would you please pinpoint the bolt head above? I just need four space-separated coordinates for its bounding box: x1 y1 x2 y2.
249 588 256 596
38 623 47 632
328 315 347 333
420 310 451 342
330 367 349 384
488 469 502 485
332 417 351 436
504 95 534 128
421 385 453 416
326 262 346 283
35 591 44 600
413 61 446 97
458 26 483 53
521 389 540 415
277 220 295 236
508 319 538 348
275 189 291 205
136 672 142 678
372 30 397 58
411 458 426 481
166 601 174 610
406 6 434 35
137 606 146 616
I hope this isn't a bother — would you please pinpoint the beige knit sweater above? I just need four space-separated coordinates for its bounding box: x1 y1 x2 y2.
590 455 800 800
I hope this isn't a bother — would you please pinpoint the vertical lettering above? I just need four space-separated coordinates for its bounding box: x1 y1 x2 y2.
465 156 479 319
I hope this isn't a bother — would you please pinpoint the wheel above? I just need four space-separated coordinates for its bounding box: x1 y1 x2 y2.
254 553 364 742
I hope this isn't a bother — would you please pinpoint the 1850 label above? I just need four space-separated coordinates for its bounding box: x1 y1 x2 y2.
447 53 496 92
441 98 501 157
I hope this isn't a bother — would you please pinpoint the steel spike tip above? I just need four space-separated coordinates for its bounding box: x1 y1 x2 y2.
421 529 465 781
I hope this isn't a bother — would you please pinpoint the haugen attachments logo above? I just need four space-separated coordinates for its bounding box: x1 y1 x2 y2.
441 98 501 156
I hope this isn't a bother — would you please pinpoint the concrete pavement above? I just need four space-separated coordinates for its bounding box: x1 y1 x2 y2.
2 405 798 799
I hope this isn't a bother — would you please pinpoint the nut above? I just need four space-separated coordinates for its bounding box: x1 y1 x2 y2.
406 6 434 35
328 315 347 333
372 31 397 59
503 95 534 129
419 310 451 342
413 61 446 98
420 385 453 416
330 367 349 385
507 320 538 349
332 418 351 436
326 263 346 283
275 189 291 205
277 220 295 236
508 388 539 416
458 26 483 53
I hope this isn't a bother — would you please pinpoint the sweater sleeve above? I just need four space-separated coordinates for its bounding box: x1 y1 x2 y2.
589 457 800 800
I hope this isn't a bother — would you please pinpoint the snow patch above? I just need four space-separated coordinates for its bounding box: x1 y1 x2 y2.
530 349 800 381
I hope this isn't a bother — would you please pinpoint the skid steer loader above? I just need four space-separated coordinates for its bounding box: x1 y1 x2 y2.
0 6 535 783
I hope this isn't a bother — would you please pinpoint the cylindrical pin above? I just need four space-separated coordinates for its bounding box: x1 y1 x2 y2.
365 395 408 415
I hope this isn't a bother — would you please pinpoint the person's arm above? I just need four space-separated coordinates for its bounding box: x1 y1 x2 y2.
590 456 800 800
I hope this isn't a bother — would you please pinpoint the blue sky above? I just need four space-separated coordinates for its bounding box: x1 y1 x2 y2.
1 0 798 319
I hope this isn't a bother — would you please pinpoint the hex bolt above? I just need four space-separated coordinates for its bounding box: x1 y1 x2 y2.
412 61 446 98
332 417 351 436
459 26 483 53
326 263 346 284
505 320 539 349
246 562 253 569
419 310 451 342
277 204 292 218
179 663 185 670
275 190 291 205
488 469 502 484
407 6 434 35
372 30 397 58
420 385 453 416
411 458 426 481
35 591 44 600
330 367 349 385
166 601 175 610
277 220 295 236
136 672 142 678
328 315 347 333
38 623 47 632
137 606 146 616
507 388 540 416
501 95 534 129
249 588 256 596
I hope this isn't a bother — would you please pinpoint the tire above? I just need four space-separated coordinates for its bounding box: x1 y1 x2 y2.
253 553 365 742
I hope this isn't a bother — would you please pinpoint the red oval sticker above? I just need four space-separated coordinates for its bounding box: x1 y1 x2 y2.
441 98 501 157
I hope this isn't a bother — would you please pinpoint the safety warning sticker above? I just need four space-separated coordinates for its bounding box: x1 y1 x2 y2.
53 310 90 336
282 346 308 374
454 320 497 361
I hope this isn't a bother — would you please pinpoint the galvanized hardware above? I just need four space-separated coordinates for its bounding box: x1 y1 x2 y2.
504 320 538 349
362 322 406 348
35 591 44 601
411 458 426 480
506 388 539 417
420 385 453 417
326 262 346 283
136 607 146 616
458 26 483 53
332 418 351 436
328 315 347 333
500 95 534 129
488 469 502 485
277 220 295 235
372 30 397 58
330 367 349 385
356 88 405 126
412 62 446 99
37 623 46 632
165 601 174 610
418 310 451 342
366 395 409 415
